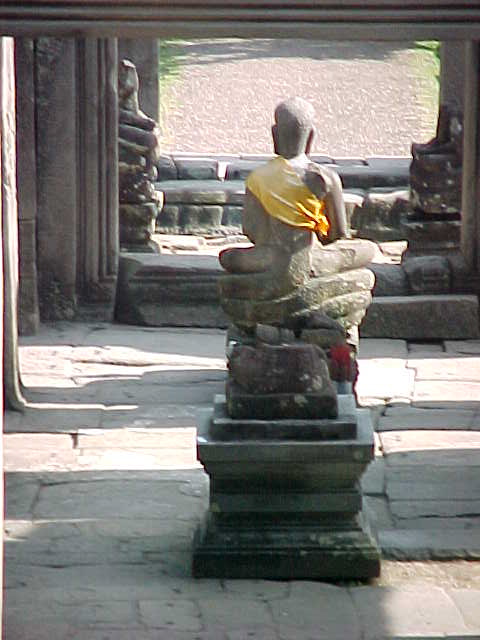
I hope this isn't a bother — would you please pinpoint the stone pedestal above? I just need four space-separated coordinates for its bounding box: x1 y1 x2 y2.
193 395 380 580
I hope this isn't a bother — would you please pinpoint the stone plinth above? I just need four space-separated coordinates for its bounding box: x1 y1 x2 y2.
193 396 381 580
114 253 228 327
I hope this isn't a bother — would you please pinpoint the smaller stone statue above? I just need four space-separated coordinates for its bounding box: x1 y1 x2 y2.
118 59 163 252
410 104 463 216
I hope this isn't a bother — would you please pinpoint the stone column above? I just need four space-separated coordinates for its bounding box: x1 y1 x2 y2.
76 38 119 313
35 38 78 319
440 42 466 113
461 41 480 273
118 39 159 120
34 37 119 321
1 36 25 411
15 37 40 335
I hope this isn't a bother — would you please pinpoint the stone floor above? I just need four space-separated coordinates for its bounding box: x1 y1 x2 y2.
4 322 480 639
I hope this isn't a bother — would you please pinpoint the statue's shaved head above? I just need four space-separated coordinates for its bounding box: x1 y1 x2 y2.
273 97 316 158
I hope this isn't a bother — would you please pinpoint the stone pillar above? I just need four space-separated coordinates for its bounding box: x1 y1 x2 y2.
34 37 119 321
1 36 25 412
118 39 159 120
440 42 466 113
76 38 119 313
35 38 78 319
15 38 40 335
461 41 480 273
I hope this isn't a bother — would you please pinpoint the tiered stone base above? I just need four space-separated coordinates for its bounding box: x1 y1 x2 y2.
193 395 380 580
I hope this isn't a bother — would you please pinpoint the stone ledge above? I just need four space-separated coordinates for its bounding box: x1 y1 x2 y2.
361 295 480 340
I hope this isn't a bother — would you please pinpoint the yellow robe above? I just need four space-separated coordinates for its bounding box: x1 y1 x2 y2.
245 156 330 237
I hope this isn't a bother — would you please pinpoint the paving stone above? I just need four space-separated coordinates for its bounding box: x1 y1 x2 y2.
380 430 480 456
356 358 415 403
378 407 476 431
393 516 480 530
444 340 480 355
76 447 200 471
3 620 77 640
271 583 360 640
358 338 408 358
76 427 196 449
379 529 480 560
413 380 480 406
408 341 445 353
5 478 40 519
91 377 225 406
33 478 207 520
448 589 480 630
99 405 199 430
5 406 103 434
350 585 469 638
226 628 279 640
361 458 385 495
198 594 273 631
386 463 480 500
363 495 395 530
222 580 289 600
391 500 480 519
4 433 77 471
5 519 81 541
139 598 202 631
408 356 480 382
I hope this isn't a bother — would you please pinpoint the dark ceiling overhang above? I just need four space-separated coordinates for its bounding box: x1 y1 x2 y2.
1 1 480 40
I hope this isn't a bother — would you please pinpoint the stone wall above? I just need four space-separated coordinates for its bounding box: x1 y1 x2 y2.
155 154 411 242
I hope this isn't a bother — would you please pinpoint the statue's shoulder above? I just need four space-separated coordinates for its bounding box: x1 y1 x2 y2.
304 161 340 195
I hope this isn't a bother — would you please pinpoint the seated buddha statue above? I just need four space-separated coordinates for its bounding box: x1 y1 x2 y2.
218 97 376 349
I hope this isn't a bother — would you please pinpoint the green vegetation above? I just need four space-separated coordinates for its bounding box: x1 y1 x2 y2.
415 41 441 85
158 39 184 87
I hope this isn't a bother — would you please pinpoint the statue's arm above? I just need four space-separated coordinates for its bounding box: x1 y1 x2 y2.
305 165 348 242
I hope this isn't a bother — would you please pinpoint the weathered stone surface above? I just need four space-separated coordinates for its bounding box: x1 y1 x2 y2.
378 527 480 560
370 263 409 296
157 153 178 180
358 338 408 358
228 342 329 395
403 255 451 294
360 295 480 340
336 164 409 190
350 586 470 638
378 407 476 431
401 218 461 255
413 379 480 405
175 158 219 180
350 189 409 241
221 205 243 226
270 583 361 639
380 429 480 455
226 381 338 420
408 354 480 381
115 253 228 328
356 357 414 404
225 160 264 181
212 394 356 440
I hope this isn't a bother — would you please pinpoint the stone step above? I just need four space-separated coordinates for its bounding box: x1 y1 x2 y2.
360 294 480 340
